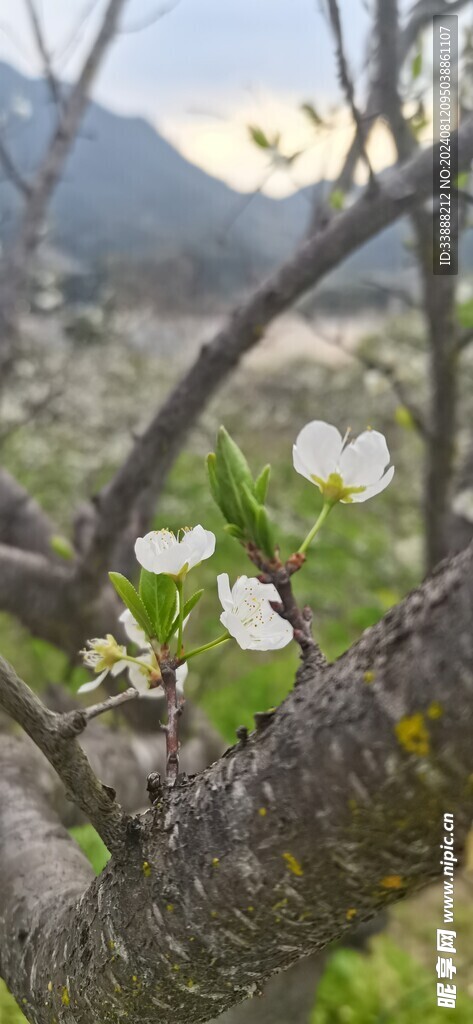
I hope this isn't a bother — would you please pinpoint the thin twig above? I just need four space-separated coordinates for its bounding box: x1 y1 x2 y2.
24 0 62 109
0 136 31 198
326 0 377 189
0 656 130 852
77 686 140 724
119 0 182 33
358 352 429 439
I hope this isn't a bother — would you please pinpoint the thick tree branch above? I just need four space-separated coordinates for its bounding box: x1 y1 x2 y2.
78 113 473 588
1 543 472 1023
0 468 62 556
0 656 130 853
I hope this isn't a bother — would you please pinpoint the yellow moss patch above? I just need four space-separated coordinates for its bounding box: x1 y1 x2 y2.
395 713 430 756
380 875 404 890
258 808 267 817
166 903 174 913
212 857 220 868
47 982 53 993
282 852 304 877
427 702 443 720
363 671 375 684
61 987 70 1007
142 861 151 877
346 908 358 921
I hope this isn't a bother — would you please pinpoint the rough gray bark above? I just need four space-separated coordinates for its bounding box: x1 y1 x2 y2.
1 543 472 1024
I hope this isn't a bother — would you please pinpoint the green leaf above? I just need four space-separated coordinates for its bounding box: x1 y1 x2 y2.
254 464 271 504
214 427 254 528
329 189 345 211
169 589 204 640
139 569 177 644
411 50 422 80
217 427 254 492
224 523 245 540
248 124 271 149
207 453 221 507
241 483 260 537
109 572 154 638
300 101 324 127
394 406 415 431
50 534 75 560
455 170 470 191
457 298 473 329
255 505 275 559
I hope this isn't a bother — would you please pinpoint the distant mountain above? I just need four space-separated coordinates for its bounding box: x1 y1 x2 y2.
0 60 452 304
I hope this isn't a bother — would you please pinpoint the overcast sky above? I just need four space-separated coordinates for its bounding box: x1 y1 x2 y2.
0 0 449 194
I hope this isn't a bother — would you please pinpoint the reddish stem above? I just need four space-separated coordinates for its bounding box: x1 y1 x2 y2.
160 663 182 784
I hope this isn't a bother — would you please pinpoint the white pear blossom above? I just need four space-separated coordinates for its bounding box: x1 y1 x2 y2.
126 651 188 698
119 608 188 696
217 573 293 651
119 608 148 647
78 635 130 693
135 525 215 578
79 618 188 698
293 420 394 503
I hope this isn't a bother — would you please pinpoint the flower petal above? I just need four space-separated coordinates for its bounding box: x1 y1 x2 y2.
217 572 234 611
77 671 108 694
293 421 343 481
293 444 316 484
128 657 162 698
119 609 147 648
110 659 129 677
339 430 390 487
183 525 216 569
176 662 188 695
220 609 253 649
347 465 395 503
